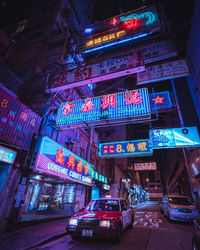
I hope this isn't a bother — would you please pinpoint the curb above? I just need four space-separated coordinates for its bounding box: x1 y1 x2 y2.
24 231 67 249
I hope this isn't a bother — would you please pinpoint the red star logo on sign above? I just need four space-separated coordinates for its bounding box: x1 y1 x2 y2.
152 96 165 104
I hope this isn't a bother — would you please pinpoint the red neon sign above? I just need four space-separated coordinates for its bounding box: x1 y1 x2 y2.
152 96 165 104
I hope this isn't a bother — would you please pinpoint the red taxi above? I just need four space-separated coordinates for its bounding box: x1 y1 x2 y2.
66 198 134 241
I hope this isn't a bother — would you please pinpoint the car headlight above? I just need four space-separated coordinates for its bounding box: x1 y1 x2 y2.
69 219 78 226
100 220 111 228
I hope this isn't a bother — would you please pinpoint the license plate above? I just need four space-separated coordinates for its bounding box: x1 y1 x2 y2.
82 230 93 237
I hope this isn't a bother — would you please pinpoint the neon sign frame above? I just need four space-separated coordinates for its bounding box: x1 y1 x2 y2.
56 88 151 128
99 139 153 158
35 136 94 186
82 6 159 54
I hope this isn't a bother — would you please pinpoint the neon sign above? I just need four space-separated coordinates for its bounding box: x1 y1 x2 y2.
119 11 157 26
99 139 153 157
86 30 126 48
0 145 17 164
150 127 200 149
82 7 159 54
149 91 172 111
56 88 151 128
35 137 94 185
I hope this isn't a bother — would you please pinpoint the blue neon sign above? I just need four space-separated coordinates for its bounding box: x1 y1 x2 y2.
149 91 172 111
99 139 153 158
57 88 151 128
150 127 200 149
0 145 17 164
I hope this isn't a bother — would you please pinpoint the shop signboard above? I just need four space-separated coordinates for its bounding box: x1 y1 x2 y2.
46 51 144 93
134 162 157 171
82 6 160 54
149 91 172 111
92 171 107 183
149 127 200 149
142 39 177 64
99 139 153 157
56 88 151 128
137 59 190 85
35 136 94 186
103 184 110 190
0 145 17 164
0 86 41 149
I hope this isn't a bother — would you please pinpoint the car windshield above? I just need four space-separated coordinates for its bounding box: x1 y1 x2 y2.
87 199 120 212
168 197 193 205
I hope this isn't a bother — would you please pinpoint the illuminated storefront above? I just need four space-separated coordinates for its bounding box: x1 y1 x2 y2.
23 137 95 217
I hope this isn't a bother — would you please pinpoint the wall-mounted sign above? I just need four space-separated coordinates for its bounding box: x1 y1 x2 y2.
149 91 172 111
149 127 200 149
99 139 153 158
0 86 41 149
57 88 151 128
82 6 160 54
92 171 107 183
103 184 110 190
35 136 94 186
0 145 17 164
142 39 177 64
137 59 190 85
134 162 157 171
46 51 144 93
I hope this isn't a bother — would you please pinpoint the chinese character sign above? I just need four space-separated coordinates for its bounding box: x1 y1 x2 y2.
35 136 94 185
99 139 153 157
0 87 41 149
47 51 144 93
137 59 189 85
57 88 151 128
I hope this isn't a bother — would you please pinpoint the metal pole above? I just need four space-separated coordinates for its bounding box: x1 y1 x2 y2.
171 79 193 198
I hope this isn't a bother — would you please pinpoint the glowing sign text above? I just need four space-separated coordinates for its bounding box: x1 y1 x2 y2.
99 139 153 157
57 88 151 128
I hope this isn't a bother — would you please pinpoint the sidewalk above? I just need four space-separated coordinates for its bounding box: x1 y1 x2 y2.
0 218 67 250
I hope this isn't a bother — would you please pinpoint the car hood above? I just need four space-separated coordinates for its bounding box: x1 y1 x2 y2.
71 210 121 220
169 204 196 209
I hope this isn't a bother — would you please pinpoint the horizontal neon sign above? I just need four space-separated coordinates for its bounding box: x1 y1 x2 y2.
86 30 126 48
83 7 159 53
99 139 153 157
83 33 150 54
56 88 151 128
149 127 200 149
35 137 94 185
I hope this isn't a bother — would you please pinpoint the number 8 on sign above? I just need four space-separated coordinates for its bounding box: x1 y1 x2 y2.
1 99 8 108
116 144 123 153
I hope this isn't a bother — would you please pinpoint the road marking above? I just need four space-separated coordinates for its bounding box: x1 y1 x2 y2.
39 235 70 249
134 211 167 230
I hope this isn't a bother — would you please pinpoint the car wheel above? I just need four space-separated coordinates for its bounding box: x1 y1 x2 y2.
115 224 122 242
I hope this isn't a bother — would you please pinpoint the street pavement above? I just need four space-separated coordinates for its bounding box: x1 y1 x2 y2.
0 201 194 250
33 201 194 250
